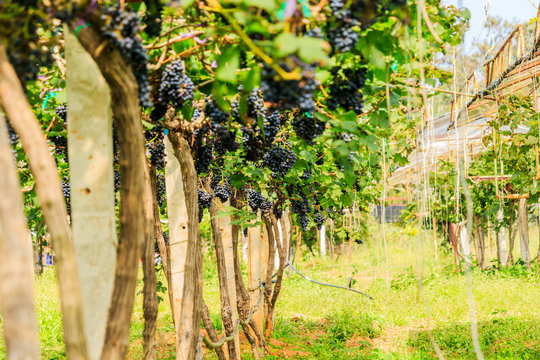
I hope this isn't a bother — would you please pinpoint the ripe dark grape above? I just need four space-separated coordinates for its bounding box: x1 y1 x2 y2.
241 126 265 162
198 189 213 208
150 103 168 122
55 104 67 123
198 188 213 222
213 124 238 156
327 67 367 114
248 190 271 213
263 111 282 144
272 199 284 219
262 146 296 178
7 122 18 147
292 112 325 144
305 27 323 38
49 135 68 161
61 176 71 215
243 228 248 237
314 211 325 230
142 0 163 37
299 213 310 231
159 60 193 109
260 58 317 113
156 173 166 211
328 25 359 53
3 3 54 83
247 88 265 119
195 142 213 174
214 184 231 203
301 167 312 180
204 98 230 124
145 123 166 170
101 6 152 107
114 169 120 192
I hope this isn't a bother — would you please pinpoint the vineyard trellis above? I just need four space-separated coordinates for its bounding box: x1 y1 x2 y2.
6 0 534 359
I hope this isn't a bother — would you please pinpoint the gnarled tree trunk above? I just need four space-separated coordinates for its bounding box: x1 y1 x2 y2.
207 194 239 360
77 27 146 360
142 162 158 360
474 215 485 269
231 196 266 357
0 43 89 360
166 129 203 360
0 114 40 360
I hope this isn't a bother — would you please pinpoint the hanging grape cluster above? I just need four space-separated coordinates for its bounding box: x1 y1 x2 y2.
62 176 71 215
145 122 166 170
248 190 272 214
292 112 326 144
0 1 54 83
262 145 297 178
159 60 194 109
142 0 163 37
327 67 367 114
101 6 152 107
198 189 213 222
260 58 317 113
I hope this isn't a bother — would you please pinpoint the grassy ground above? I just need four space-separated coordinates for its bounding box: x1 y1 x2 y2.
1 223 539 359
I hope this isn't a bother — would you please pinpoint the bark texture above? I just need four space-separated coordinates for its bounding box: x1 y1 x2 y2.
201 300 227 360
0 115 40 360
166 130 203 360
207 194 239 360
77 28 146 360
231 196 266 357
0 44 89 360
474 215 485 269
143 163 158 360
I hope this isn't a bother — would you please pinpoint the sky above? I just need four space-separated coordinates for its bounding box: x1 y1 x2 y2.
441 0 540 49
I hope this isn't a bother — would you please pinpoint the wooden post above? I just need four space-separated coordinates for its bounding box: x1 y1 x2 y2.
295 226 302 262
65 29 117 360
459 222 471 264
164 137 187 329
320 224 327 257
497 208 509 266
248 214 263 333
518 198 531 268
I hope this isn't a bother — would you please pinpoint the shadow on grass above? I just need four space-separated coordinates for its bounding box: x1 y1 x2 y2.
408 318 540 359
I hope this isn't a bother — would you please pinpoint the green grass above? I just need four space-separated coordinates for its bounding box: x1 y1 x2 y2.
1 222 539 359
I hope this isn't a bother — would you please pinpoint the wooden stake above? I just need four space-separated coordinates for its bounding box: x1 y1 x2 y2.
164 137 188 329
66 29 116 360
